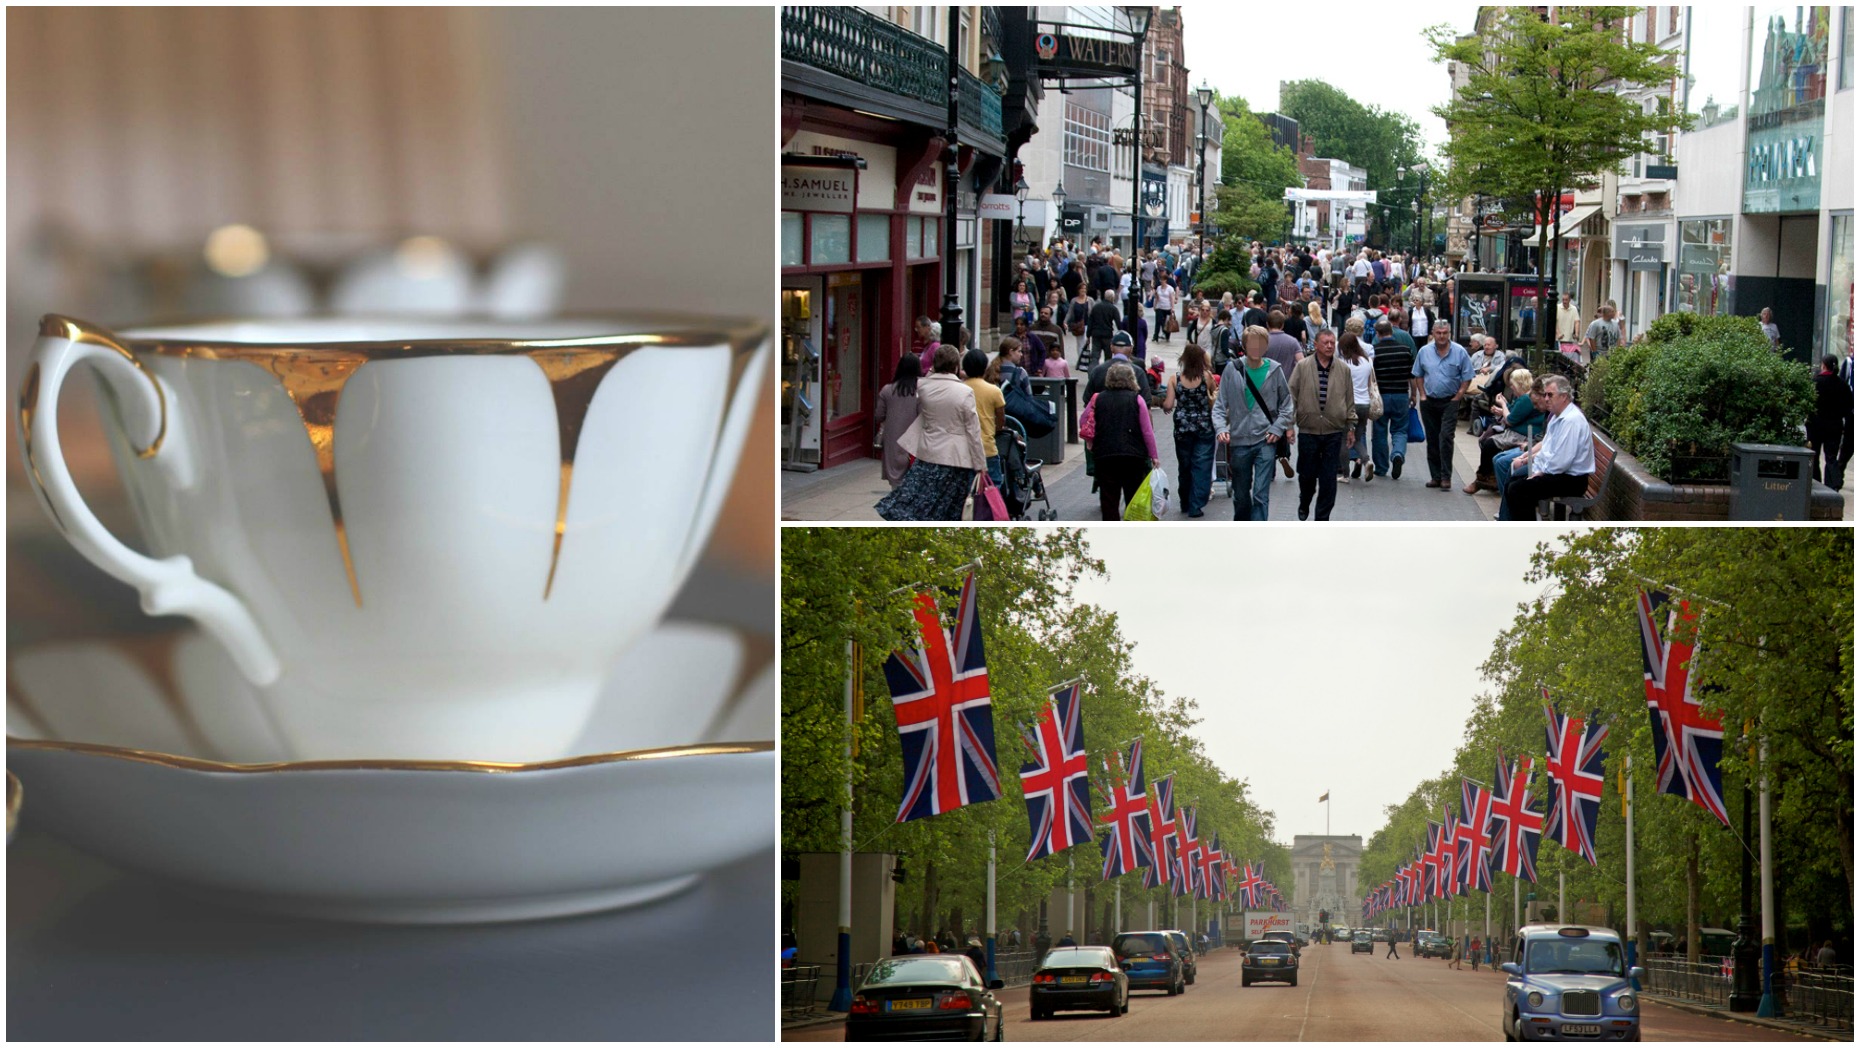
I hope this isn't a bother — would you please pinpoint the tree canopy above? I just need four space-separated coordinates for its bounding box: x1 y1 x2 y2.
1278 79 1426 248
1211 93 1300 244
782 527 1290 939
1356 529 1852 954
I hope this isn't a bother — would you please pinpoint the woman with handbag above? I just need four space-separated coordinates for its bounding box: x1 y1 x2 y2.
876 344 988 521
1337 331 1378 484
1010 278 1035 326
874 353 922 489
1066 286 1092 362
1466 367 1543 494
1079 362 1160 521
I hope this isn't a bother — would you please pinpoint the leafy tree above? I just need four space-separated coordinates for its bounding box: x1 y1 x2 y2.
1211 94 1300 244
1428 7 1692 350
782 528 1290 944
1278 79 1425 248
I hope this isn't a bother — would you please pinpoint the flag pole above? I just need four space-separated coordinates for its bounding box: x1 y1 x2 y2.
830 634 856 1012
986 828 999 984
1625 751 1638 989
1757 733 1777 1016
1115 880 1122 938
1067 851 1075 940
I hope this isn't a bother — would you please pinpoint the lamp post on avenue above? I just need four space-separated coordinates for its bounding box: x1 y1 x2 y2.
1052 180 1068 249
1195 78 1213 266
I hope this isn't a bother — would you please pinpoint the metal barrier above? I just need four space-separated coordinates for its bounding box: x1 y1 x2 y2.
1641 957 1731 1006
992 950 1040 988
1779 968 1855 1031
781 964 823 1019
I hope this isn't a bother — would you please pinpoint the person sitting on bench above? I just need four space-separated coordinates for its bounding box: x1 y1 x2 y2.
1502 374 1594 521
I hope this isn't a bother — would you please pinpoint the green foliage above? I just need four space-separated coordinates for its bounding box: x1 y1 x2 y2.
1278 79 1425 247
1427 8 1693 223
1212 94 1300 244
782 528 1290 938
1584 316 1814 481
1188 271 1258 301
1359 530 1852 951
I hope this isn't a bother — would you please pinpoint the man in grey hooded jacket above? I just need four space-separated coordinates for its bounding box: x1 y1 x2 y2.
1212 323 1295 521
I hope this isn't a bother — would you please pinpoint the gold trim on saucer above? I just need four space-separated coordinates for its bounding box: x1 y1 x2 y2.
4 736 772 775
6 771 20 837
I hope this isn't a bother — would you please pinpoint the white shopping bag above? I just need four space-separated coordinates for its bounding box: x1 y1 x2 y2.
1148 467 1171 518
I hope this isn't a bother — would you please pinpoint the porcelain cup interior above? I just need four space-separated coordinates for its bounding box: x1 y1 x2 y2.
21 315 768 761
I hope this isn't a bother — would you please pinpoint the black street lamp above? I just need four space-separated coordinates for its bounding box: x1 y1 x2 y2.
1195 78 1213 268
1014 175 1030 253
940 8 964 347
1398 164 1429 259
1122 5 1152 334
1052 180 1067 247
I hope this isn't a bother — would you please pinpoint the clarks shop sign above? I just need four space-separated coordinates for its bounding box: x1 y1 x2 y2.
1033 25 1140 79
782 165 856 213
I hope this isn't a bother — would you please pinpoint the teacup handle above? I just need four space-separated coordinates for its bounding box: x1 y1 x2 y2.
19 315 282 685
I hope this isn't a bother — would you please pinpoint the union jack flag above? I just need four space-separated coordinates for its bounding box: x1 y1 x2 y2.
1543 699 1608 865
1141 774 1177 890
1234 861 1265 908
885 572 1002 823
1422 822 1444 900
1019 682 1092 861
1485 750 1545 883
1200 836 1226 900
1636 589 1730 827
1457 777 1495 893
1096 739 1151 879
1174 807 1202 898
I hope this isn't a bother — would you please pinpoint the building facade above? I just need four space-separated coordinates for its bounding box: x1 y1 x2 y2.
1289 835 1363 932
779 6 1016 469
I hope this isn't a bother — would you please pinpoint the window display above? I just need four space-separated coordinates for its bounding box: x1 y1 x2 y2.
1828 214 1852 359
1676 219 1735 316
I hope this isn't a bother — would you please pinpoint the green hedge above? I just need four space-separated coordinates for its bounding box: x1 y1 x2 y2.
1582 313 1813 482
1189 270 1260 301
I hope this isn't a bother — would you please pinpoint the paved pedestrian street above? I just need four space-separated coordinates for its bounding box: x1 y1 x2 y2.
785 945 1820 1042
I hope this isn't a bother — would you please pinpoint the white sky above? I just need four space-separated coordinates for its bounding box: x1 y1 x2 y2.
1070 525 1589 850
1179 2 1489 158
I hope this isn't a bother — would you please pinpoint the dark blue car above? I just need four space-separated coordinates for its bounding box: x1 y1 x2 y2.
1111 930 1185 996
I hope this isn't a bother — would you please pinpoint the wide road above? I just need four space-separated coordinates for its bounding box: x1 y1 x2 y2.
788 942 1816 1041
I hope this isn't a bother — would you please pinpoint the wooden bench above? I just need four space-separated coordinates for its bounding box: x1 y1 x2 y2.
1545 433 1616 520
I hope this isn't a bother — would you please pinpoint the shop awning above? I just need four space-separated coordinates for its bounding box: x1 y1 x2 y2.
1524 204 1600 243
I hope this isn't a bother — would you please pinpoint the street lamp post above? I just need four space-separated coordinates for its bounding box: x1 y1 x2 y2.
939 7 963 349
1014 175 1030 254
1052 181 1068 248
1195 78 1213 269
1121 6 1151 335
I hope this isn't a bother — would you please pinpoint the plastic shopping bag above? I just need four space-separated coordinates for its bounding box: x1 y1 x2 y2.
1148 467 1171 518
1123 472 1157 521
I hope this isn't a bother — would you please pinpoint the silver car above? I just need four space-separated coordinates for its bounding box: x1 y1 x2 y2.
1499 924 1644 1042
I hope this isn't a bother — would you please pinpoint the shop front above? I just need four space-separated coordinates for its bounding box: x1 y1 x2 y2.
781 129 945 469
1614 222 1669 341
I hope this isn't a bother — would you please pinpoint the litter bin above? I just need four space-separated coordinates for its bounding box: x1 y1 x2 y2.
1025 390 1065 466
1728 443 1813 520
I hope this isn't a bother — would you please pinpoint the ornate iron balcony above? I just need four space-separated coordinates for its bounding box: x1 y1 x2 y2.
782 6 1004 144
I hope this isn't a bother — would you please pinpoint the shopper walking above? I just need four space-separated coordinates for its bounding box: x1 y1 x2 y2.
1412 320 1475 492
1337 331 1376 484
1212 325 1294 521
874 353 922 489
875 345 987 521
1080 362 1160 520
1162 343 1217 517
1287 327 1358 521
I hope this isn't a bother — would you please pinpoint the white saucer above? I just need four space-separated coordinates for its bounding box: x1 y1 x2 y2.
5 619 773 924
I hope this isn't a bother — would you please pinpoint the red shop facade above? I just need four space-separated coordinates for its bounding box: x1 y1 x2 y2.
780 103 961 471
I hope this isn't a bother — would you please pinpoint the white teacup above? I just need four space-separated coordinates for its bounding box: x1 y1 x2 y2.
19 314 768 760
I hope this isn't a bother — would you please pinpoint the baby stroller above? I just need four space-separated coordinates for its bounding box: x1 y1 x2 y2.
998 416 1055 520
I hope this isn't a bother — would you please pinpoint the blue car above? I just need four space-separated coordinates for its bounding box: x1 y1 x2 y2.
1111 930 1185 996
1500 924 1644 1041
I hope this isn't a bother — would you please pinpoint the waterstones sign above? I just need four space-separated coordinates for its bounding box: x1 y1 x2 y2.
1032 24 1141 79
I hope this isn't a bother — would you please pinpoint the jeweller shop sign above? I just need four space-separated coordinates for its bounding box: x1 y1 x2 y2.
783 165 856 213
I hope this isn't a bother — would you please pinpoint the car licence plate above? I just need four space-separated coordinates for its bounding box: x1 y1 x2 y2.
1060 976 1090 985
1259 958 1279 965
1561 1024 1600 1036
886 999 932 1012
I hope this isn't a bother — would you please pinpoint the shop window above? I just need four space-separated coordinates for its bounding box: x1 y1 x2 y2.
1675 218 1734 317
1843 6 1855 89
904 219 922 260
1748 6 1832 117
857 213 890 263
810 214 851 266
1827 214 1852 358
781 212 803 268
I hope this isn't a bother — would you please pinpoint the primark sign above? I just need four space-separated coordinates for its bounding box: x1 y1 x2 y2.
1744 124 1821 214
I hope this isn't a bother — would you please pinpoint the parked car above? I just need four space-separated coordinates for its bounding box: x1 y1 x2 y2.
1242 939 1300 987
1372 928 1391 943
1352 931 1374 954
1416 931 1452 959
1165 931 1198 985
1030 945 1128 1020
846 955 1006 1041
1111 930 1186 996
1499 925 1643 1042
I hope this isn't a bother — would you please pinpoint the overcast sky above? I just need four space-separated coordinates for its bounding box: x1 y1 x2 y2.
1070 525 1588 851
1179 3 1487 157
